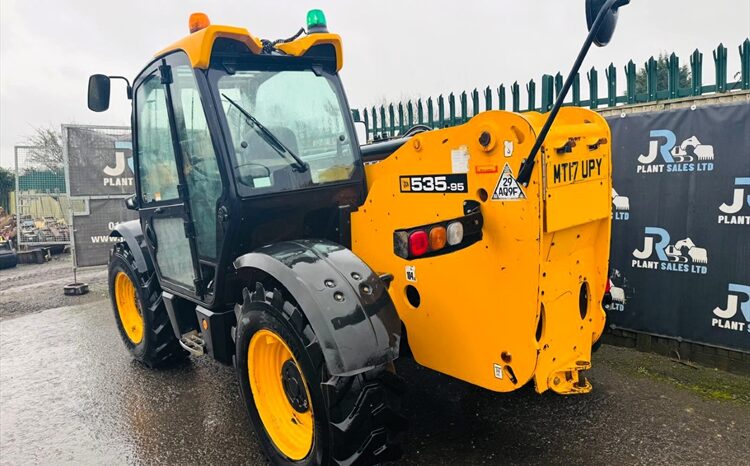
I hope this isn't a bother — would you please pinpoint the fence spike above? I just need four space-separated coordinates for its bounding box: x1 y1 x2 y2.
741 39 750 90
714 43 727 92
526 79 536 111
645 56 658 101
605 63 617 106
427 97 435 127
498 84 506 110
588 66 599 109
690 49 703 96
438 94 445 128
511 81 520 112
388 103 395 137
472 88 480 116
484 86 492 110
417 98 424 125
555 72 564 99
379 106 386 139
407 100 414 129
624 60 636 103
459 91 468 123
362 111 370 141
541 74 554 112
449 92 456 126
572 73 581 106
667 53 679 99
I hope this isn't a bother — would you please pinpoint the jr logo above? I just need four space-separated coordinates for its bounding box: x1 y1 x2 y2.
632 227 708 274
718 177 750 225
637 130 714 174
712 283 750 333
102 141 134 187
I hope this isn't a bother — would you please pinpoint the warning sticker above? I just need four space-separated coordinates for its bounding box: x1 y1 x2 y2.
491 163 526 200
493 363 503 379
405 265 417 283
450 146 470 174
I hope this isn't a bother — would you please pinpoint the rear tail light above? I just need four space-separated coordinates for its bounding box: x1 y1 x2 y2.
408 230 429 257
394 211 483 260
446 221 464 246
428 226 447 250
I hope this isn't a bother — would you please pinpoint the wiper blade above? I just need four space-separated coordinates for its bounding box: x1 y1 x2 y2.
221 93 309 172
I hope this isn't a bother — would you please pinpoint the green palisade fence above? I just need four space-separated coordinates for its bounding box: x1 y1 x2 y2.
352 39 750 142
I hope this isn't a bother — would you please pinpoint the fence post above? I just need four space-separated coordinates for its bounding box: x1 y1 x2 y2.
438 94 445 127
407 100 414 129
511 81 520 112
691 49 703 96
541 74 554 112
527 79 536 111
588 66 598 109
459 91 467 123
448 93 456 126
484 86 493 111
379 106 387 138
667 53 679 99
371 107 378 139
417 99 424 125
498 84 506 110
606 63 617 107
625 60 636 103
714 43 727 92
646 56 657 101
471 88 480 116
362 111 369 141
388 104 395 136
555 72 564 99
741 39 750 90
427 97 435 128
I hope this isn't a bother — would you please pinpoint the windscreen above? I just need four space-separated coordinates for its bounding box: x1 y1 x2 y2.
216 69 357 195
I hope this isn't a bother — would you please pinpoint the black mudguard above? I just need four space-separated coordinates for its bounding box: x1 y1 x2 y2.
234 240 401 377
110 220 152 275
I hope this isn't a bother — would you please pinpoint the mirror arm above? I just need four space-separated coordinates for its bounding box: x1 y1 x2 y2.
109 75 133 99
516 0 625 186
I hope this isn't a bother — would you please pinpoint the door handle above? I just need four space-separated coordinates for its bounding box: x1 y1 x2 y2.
145 223 158 250
154 207 164 214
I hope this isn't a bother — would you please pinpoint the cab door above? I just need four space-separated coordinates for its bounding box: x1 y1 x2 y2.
134 53 224 298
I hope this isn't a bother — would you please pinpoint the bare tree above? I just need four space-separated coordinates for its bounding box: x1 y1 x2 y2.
25 126 64 173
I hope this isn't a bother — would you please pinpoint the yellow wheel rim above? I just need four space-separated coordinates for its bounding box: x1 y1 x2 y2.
248 329 314 460
114 272 144 344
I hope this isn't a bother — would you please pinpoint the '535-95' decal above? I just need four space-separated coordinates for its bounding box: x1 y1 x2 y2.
399 174 468 193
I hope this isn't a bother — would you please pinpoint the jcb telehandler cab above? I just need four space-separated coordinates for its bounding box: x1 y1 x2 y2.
89 1 628 464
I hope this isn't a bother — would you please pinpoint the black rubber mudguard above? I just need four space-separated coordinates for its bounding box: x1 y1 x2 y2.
110 220 152 275
234 239 401 377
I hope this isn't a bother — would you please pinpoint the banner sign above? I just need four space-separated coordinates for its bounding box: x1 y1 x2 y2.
66 126 134 196
64 125 135 267
606 103 750 352
72 199 139 268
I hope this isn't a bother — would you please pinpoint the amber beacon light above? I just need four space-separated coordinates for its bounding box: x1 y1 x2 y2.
189 13 211 33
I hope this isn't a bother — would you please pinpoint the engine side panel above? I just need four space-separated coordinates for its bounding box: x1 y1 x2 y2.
351 108 610 393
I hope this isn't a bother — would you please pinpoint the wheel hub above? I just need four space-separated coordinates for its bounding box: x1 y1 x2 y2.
281 359 309 413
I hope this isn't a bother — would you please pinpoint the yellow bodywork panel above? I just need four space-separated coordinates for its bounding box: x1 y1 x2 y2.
156 25 343 71
351 108 610 394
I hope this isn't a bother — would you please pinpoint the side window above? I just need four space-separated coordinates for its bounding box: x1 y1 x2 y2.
171 61 223 260
136 74 180 203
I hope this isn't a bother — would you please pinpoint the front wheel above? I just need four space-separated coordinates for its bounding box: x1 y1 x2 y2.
235 285 406 466
108 243 187 368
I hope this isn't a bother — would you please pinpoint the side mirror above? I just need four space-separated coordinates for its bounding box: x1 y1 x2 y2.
586 0 629 47
124 194 137 211
88 74 111 112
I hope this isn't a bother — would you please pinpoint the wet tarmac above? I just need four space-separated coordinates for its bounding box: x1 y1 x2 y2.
1 260 749 465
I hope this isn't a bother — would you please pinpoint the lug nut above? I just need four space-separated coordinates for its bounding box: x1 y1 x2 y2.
333 291 345 302
324 279 335 288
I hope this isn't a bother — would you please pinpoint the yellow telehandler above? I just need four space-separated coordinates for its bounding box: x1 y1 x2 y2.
88 0 628 464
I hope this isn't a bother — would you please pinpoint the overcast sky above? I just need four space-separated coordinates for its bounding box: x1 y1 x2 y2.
1 0 748 168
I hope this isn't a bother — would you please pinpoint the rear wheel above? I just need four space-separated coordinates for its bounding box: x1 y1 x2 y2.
236 284 406 466
108 243 187 368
